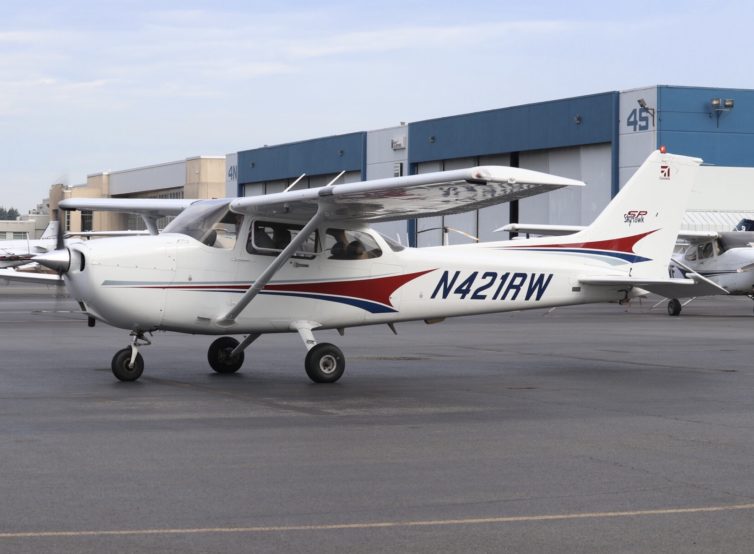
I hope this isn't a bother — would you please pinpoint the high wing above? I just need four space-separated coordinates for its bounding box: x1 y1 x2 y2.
229 166 584 224
59 198 196 234
499 223 720 242
59 198 195 215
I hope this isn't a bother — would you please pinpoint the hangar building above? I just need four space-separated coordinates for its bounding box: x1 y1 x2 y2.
227 85 754 246
51 156 226 233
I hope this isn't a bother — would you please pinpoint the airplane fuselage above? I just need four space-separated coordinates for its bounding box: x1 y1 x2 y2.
64 229 634 335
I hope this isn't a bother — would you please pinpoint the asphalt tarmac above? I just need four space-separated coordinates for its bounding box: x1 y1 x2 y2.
1 285 753 553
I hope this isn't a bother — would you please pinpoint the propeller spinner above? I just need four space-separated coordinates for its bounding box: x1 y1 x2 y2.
32 221 71 274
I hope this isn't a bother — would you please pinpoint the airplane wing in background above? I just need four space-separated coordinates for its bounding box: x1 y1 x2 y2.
229 166 585 224
0 268 63 285
499 223 721 242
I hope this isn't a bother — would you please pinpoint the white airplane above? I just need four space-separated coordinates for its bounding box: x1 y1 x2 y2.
502 220 754 316
0 150 706 383
664 231 754 315
0 222 62 268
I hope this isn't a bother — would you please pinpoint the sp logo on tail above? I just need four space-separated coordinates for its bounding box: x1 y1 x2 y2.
624 210 647 226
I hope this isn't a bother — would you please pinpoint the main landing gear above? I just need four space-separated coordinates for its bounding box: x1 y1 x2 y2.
294 322 346 383
667 298 682 316
109 326 346 384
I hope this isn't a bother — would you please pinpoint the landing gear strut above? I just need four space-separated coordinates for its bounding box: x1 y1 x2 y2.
111 331 151 382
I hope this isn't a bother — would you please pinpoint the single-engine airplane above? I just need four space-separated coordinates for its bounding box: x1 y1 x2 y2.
0 150 705 383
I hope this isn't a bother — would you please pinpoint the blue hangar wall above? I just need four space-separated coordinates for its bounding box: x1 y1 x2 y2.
233 85 754 247
657 85 754 166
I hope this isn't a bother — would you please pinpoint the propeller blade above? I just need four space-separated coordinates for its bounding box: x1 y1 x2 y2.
55 220 65 251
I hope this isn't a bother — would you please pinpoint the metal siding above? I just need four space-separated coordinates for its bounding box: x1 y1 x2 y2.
408 93 618 164
658 86 754 166
237 132 366 184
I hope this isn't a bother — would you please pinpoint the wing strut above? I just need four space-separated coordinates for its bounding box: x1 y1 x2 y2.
141 215 159 235
216 207 325 326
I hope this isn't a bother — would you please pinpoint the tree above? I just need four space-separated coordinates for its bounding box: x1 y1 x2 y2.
0 206 19 220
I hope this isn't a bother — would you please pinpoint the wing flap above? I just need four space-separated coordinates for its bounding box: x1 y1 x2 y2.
230 166 584 224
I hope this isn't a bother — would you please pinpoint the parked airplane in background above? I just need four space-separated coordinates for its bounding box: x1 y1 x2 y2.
503 221 754 316
0 223 152 269
664 231 754 315
0 222 61 268
0 150 706 383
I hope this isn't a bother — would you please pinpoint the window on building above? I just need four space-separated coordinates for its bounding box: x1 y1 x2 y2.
81 210 93 232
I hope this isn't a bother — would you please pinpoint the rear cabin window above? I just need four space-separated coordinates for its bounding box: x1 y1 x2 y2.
246 221 318 259
324 229 382 260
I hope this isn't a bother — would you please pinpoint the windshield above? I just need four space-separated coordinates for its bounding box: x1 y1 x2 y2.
163 200 233 244
377 232 406 252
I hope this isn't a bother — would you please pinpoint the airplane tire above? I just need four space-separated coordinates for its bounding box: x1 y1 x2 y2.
305 343 345 384
208 337 244 374
111 348 144 382
667 298 682 316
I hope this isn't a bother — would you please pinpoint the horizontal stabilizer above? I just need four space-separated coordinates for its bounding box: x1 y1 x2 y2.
579 274 727 298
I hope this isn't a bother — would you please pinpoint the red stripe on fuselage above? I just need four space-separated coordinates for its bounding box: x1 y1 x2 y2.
503 229 659 254
263 269 435 307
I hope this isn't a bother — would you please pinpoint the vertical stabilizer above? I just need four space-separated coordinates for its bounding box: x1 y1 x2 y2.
39 222 57 240
564 150 701 277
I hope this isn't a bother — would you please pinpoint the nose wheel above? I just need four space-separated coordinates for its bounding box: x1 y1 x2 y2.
111 331 150 382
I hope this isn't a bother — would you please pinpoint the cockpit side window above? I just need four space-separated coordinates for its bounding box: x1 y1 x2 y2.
324 228 382 260
246 221 318 259
700 242 714 259
684 245 697 261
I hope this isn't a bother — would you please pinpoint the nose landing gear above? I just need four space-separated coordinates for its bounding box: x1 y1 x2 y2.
111 331 151 382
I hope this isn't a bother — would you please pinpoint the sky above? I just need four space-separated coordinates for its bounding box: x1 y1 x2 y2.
2 0 754 212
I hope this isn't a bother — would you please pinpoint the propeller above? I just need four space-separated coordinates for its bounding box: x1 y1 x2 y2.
33 220 71 274
32 220 72 317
